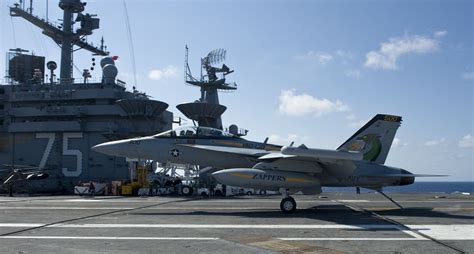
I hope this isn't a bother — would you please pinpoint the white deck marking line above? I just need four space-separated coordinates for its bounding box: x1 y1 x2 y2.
64 199 103 202
0 207 270 210
0 223 44 227
336 200 474 203
0 236 219 240
0 236 420 241
336 200 371 202
27 199 474 203
0 236 421 241
339 201 430 240
1 206 472 212
399 229 426 239
407 225 474 240
180 200 474 203
0 223 397 229
0 223 471 240
278 238 423 241
0 236 464 241
0 207 135 210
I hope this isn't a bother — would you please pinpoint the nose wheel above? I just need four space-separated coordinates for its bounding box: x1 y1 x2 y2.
280 196 297 213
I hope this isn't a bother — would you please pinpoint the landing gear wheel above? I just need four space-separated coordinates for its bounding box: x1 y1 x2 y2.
181 186 193 196
280 197 296 214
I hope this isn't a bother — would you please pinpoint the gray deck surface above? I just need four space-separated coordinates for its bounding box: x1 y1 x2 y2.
0 193 472 253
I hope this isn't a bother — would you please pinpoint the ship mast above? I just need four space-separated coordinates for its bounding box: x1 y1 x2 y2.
178 46 237 130
9 0 109 84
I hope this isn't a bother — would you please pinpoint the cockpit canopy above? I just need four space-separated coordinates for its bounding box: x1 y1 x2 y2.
153 126 238 139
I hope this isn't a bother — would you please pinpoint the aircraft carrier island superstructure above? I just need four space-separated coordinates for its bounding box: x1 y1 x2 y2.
0 0 173 193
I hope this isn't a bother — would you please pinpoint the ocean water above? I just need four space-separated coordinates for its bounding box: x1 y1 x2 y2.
322 182 473 194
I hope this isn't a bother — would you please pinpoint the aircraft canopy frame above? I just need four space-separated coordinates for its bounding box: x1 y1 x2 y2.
153 126 239 139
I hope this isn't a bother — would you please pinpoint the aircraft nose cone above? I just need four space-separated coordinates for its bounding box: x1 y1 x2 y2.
92 141 125 157
91 143 111 155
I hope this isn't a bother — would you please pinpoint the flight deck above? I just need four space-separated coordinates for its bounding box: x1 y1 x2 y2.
0 192 472 253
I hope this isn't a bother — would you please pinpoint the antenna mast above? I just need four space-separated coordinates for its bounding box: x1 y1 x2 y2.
178 47 237 130
10 0 109 84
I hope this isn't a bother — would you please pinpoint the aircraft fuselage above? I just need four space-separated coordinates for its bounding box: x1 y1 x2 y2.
92 136 414 189
93 135 279 168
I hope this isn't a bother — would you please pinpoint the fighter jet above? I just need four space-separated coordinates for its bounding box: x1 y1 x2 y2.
0 165 49 196
92 114 443 213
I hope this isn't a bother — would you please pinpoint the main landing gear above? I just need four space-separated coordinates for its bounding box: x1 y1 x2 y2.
280 196 297 213
181 185 193 196
279 188 297 213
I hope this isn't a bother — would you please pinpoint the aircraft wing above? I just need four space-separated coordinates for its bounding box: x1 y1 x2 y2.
258 153 296 160
179 144 361 176
178 144 271 157
258 146 363 161
358 174 448 177
255 146 361 176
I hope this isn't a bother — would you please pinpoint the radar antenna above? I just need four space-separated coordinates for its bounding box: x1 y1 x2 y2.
179 46 238 130
184 47 236 94
203 48 226 67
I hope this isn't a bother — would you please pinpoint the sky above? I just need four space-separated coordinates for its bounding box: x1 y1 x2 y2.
0 0 472 181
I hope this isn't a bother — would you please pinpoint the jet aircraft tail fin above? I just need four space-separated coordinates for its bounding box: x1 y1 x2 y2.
337 114 402 165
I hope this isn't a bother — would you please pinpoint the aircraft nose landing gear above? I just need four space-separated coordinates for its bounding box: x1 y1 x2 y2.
280 196 296 213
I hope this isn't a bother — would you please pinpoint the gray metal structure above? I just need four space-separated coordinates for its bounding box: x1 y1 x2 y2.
0 1 173 193
92 114 444 213
10 0 108 84
178 47 238 131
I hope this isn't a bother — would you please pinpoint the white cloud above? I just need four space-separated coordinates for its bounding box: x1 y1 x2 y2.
268 133 300 146
461 72 474 80
296 50 355 66
392 138 400 148
278 90 350 117
425 138 446 147
345 69 362 79
434 30 447 38
345 114 368 129
148 65 178 81
117 72 138 83
335 50 355 64
335 50 354 59
295 51 333 65
365 33 441 70
348 119 368 129
392 138 409 148
459 134 474 148
268 133 310 146
346 114 357 120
